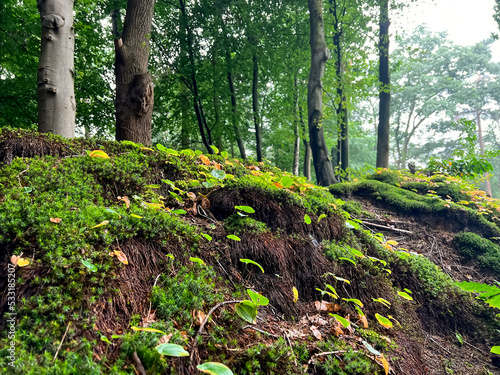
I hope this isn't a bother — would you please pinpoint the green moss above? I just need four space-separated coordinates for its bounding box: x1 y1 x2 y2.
455 232 500 275
366 170 401 185
224 215 270 236
343 200 362 216
401 181 468 202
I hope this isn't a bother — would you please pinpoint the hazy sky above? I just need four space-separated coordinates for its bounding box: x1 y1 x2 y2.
396 0 500 61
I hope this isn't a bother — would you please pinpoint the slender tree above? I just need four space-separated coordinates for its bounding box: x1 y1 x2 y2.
37 0 75 137
307 0 337 186
376 0 390 168
114 0 155 145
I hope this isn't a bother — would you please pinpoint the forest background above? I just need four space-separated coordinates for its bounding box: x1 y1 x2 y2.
3 0 500 194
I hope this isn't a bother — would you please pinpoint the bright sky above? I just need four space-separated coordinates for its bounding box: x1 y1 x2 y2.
395 0 500 61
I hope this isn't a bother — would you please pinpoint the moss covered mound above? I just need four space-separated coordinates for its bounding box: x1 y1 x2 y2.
1 132 499 375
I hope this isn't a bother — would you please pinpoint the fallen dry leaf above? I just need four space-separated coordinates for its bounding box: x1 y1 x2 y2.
310 325 322 340
118 196 130 208
359 314 369 328
113 250 128 265
196 310 207 326
157 333 173 346
199 155 210 166
10 255 20 265
315 300 341 312
187 192 197 201
50 217 62 223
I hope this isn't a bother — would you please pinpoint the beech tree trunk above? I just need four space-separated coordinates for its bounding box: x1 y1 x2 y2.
300 106 312 180
292 78 301 176
252 50 263 162
307 0 337 186
226 52 246 159
114 0 155 146
376 0 391 168
476 111 492 196
37 0 75 137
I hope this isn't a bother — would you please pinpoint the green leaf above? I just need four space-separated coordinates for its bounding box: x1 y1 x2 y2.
197 362 234 375
131 326 165 334
221 151 229 158
330 314 350 328
304 214 311 225
203 181 215 188
82 259 97 272
210 145 220 154
455 332 463 345
180 149 196 157
240 259 264 273
211 169 226 180
342 298 363 307
247 289 269 306
318 214 327 222
105 208 121 218
372 298 391 308
171 209 187 215
227 234 241 241
397 291 413 301
201 233 212 241
235 205 255 214
339 257 357 266
189 257 205 266
101 336 111 344
156 143 167 152
23 187 32 193
235 300 257 323
333 276 350 284
375 313 393 328
145 184 161 189
347 248 365 258
362 340 381 356
491 346 500 355
166 149 179 156
281 176 294 188
156 343 189 357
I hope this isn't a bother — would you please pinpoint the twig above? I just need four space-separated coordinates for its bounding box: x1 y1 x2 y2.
284 334 298 367
426 335 452 355
132 352 147 375
147 273 162 319
241 325 279 338
53 321 71 363
463 340 488 355
361 221 413 234
16 164 29 187
308 350 347 365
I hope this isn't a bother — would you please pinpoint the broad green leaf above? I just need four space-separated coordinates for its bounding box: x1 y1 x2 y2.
375 313 393 328
131 326 165 334
342 298 363 307
201 233 212 241
180 149 195 157
372 298 391 308
90 220 109 229
227 234 241 241
89 150 110 159
203 181 215 188
354 305 365 316
166 148 179 156
304 214 311 225
105 208 121 218
235 205 255 214
166 254 174 259
197 362 234 375
397 291 413 301
211 169 226 180
247 289 269 306
171 209 187 215
210 145 220 154
221 151 229 158
101 336 111 344
455 332 463 345
281 176 294 188
339 257 357 266
82 259 97 272
491 346 500 355
347 248 365 258
235 300 257 323
330 314 350 328
318 214 327 222
156 143 167 152
190 257 205 266
240 259 264 273
156 343 189 357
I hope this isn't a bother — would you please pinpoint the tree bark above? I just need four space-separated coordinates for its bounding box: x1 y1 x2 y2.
226 52 246 159
114 0 155 146
376 0 391 168
307 0 337 186
292 78 301 176
476 111 492 196
300 106 312 180
37 0 76 138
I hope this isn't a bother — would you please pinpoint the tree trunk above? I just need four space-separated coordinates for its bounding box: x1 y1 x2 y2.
252 49 263 161
37 0 76 137
226 53 246 159
300 106 312 180
114 0 155 146
307 0 337 186
477 111 492 196
376 0 391 168
292 78 300 176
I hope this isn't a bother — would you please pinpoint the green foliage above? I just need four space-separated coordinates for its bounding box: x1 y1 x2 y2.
224 215 270 236
455 281 500 309
237 338 297 375
366 170 401 186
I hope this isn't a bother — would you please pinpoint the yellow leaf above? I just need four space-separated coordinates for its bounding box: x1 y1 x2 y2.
293 287 299 303
379 355 389 375
225 161 234 166
130 214 143 219
131 326 165 334
89 150 110 159
359 314 368 328
386 240 398 246
113 250 129 265
140 147 154 151
90 220 109 229
17 258 30 267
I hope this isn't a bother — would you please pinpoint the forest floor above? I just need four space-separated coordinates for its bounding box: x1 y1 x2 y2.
0 129 499 375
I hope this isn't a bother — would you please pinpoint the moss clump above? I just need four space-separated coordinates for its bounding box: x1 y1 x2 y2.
343 200 362 216
455 232 500 275
224 215 270 236
366 170 401 186
401 181 468 202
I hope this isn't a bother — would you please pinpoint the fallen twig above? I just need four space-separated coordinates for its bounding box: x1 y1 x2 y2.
308 350 347 365
132 352 147 375
361 221 413 234
241 325 279 338
53 321 71 363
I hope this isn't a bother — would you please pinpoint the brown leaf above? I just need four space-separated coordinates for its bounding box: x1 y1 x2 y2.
200 198 210 210
114 250 129 265
247 165 260 171
199 155 210 166
310 325 322 340
315 301 341 312
118 196 130 209
187 192 197 201
157 333 173 346
359 314 368 328
10 255 20 266
214 163 222 170
50 217 62 223
196 310 207 326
